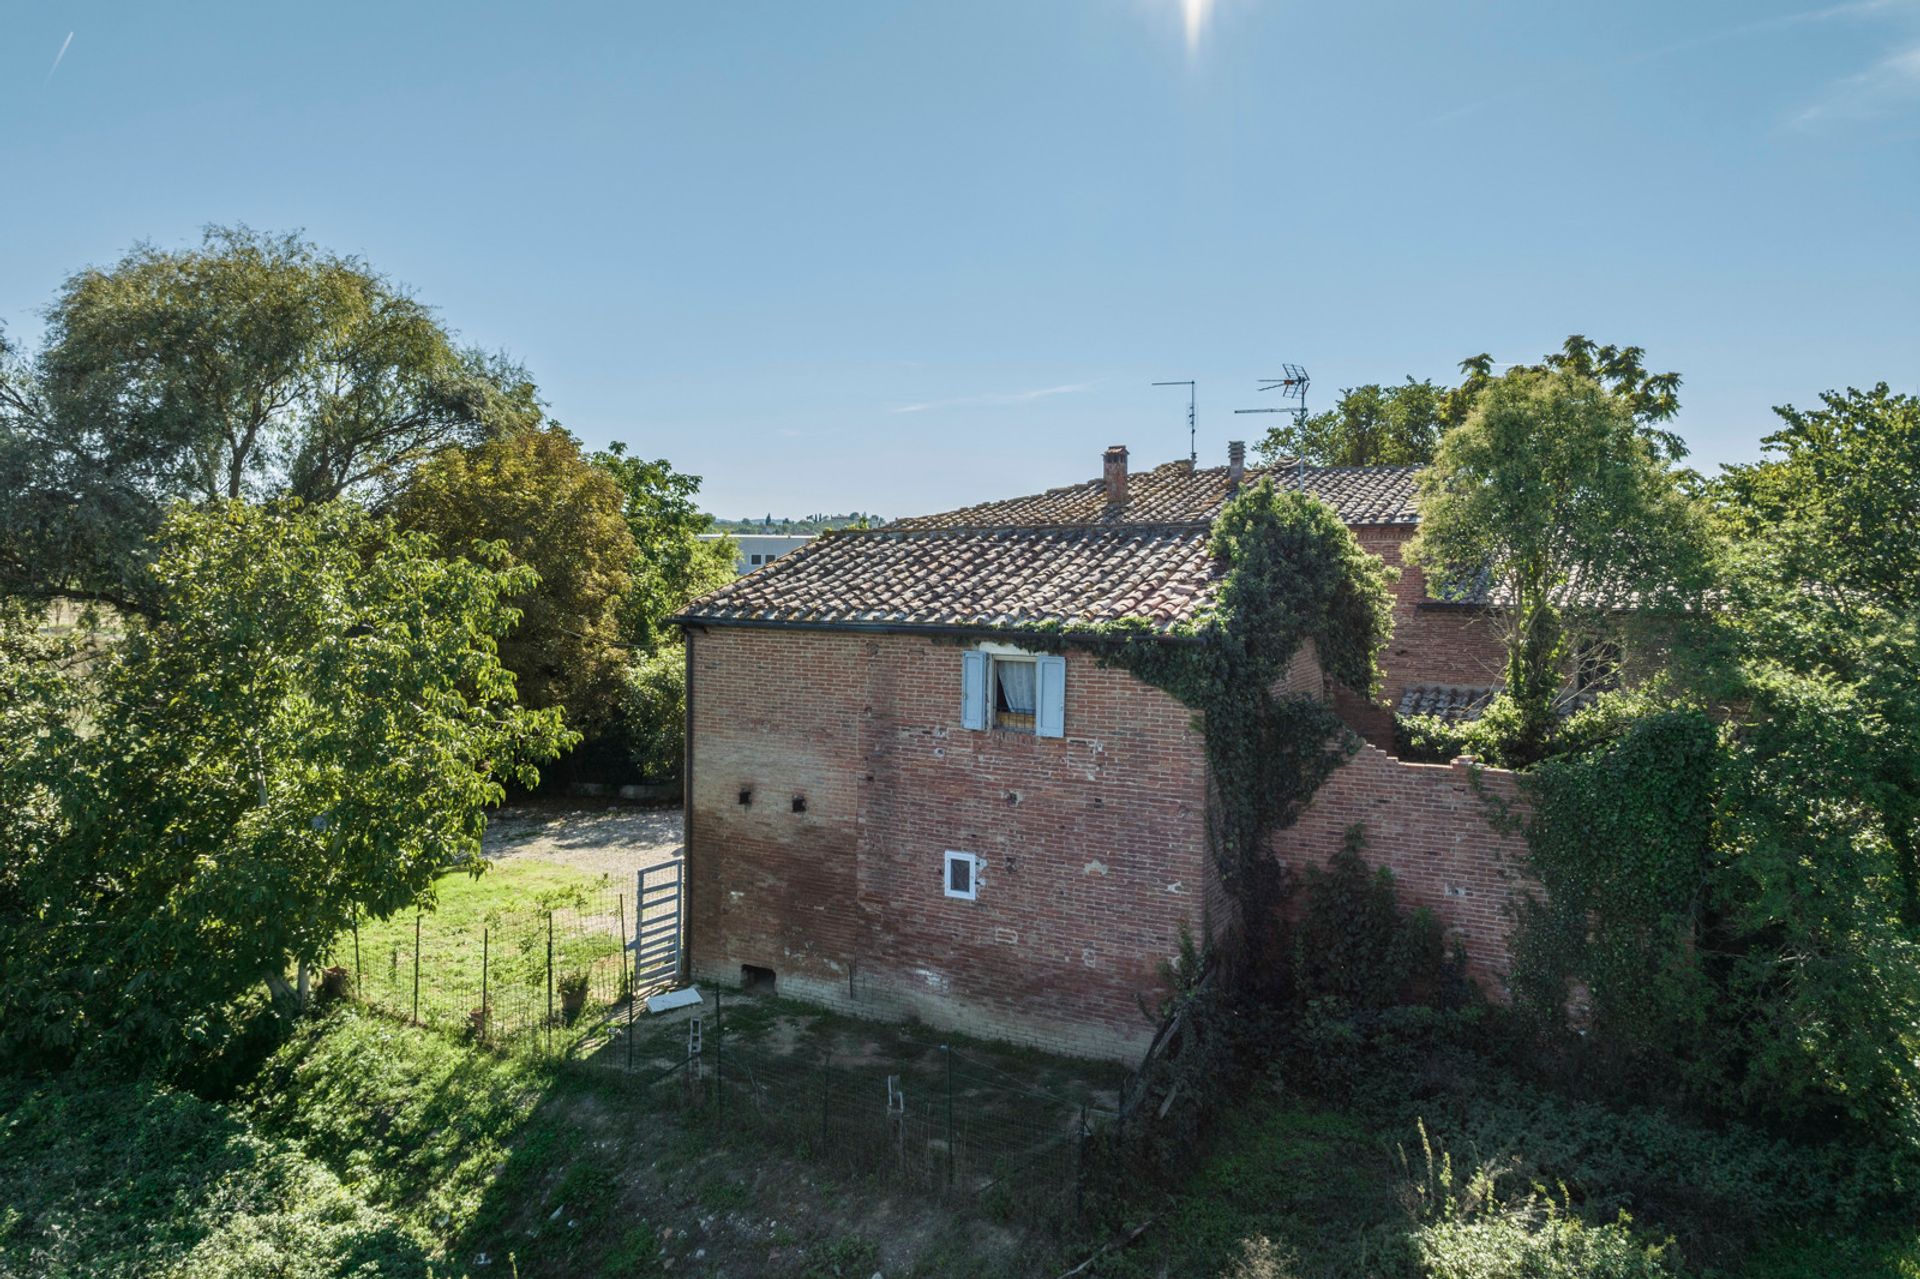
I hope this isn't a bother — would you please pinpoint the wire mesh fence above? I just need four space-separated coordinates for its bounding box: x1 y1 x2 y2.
346 880 635 1057
341 893 1110 1222
611 991 1111 1223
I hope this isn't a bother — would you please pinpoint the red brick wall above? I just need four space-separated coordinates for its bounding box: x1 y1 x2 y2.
686 627 1212 1060
1340 525 1509 749
1273 743 1531 996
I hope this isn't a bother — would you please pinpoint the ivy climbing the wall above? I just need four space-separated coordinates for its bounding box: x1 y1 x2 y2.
1037 480 1396 971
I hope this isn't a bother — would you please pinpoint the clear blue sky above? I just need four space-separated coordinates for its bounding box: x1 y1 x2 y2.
5 1 1918 519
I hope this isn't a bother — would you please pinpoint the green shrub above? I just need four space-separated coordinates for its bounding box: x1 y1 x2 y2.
1291 826 1472 1014
620 643 686 782
0 1073 424 1277
1417 1205 1679 1279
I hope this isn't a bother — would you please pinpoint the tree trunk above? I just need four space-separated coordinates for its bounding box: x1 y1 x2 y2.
297 961 311 1012
264 970 297 1011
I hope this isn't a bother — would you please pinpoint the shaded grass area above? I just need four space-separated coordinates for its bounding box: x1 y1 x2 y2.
0 1071 425 1277
1076 1060 1920 1279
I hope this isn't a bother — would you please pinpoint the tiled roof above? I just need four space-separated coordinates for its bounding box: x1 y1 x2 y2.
888 461 1418 530
682 524 1219 632
1395 683 1602 725
678 459 1420 633
1396 684 1497 724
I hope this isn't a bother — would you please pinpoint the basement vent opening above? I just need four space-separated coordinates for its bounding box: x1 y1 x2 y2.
741 964 776 994
791 795 807 814
738 788 752 806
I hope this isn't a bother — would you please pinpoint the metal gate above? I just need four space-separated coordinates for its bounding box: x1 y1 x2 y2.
629 857 686 993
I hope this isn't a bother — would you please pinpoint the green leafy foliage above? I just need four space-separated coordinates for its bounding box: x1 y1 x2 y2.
0 501 573 1070
393 424 637 730
1408 367 1709 763
1255 378 1449 468
592 443 736 656
621 642 688 782
1292 827 1468 1014
0 1072 426 1277
1511 710 1717 1055
1415 1204 1678 1279
0 226 541 608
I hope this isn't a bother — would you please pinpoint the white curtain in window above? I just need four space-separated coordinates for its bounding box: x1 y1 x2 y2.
996 660 1037 714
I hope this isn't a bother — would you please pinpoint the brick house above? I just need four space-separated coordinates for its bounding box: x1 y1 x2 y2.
674 445 1516 1060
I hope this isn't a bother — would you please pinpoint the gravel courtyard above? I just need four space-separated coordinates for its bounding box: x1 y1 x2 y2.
482 798 685 881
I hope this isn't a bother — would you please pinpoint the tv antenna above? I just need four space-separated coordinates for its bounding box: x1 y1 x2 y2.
1234 364 1311 486
1152 380 1197 463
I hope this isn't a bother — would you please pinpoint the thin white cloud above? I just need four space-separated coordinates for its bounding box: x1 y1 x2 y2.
45 31 73 82
1426 0 1917 128
889 382 1096 415
1795 40 1920 126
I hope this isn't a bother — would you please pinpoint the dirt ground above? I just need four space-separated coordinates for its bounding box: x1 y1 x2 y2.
484 798 685 881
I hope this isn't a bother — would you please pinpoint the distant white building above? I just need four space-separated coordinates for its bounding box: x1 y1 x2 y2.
701 532 814 575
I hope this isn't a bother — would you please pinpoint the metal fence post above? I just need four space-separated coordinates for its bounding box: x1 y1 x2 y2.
616 892 629 1000
480 927 489 1046
412 911 421 1025
943 1044 954 1191
820 1050 832 1151
715 985 723 1124
545 911 555 1058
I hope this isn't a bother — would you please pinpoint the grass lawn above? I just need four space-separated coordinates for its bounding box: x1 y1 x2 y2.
349 858 629 1055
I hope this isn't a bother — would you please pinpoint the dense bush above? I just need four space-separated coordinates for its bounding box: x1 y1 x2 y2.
621 642 688 783
1416 1205 1677 1279
0 1073 424 1276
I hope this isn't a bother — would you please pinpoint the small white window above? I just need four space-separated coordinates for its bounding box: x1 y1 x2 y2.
944 850 980 900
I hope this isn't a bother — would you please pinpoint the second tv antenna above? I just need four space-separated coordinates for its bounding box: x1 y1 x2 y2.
1152 380 1197 463
1234 364 1311 483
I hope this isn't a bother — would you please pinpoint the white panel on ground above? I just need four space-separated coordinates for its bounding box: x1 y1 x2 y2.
646 986 703 1014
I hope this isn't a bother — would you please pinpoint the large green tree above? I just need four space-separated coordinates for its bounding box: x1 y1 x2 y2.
1259 336 1683 468
1255 378 1447 468
0 227 541 609
591 443 734 655
1711 384 1920 926
1407 367 1709 762
392 427 637 732
0 503 572 1067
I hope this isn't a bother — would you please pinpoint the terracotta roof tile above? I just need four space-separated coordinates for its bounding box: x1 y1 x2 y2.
679 459 1420 633
887 461 1418 530
1396 684 1497 724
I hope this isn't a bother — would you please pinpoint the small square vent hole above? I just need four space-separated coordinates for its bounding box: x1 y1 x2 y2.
741 964 776 994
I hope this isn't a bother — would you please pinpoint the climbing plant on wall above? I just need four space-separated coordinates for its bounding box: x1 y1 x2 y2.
1037 481 1396 968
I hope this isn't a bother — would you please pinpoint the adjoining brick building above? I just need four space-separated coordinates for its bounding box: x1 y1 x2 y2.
675 445 1518 1060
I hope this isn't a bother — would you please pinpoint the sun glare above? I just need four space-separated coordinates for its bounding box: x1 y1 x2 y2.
1181 0 1215 51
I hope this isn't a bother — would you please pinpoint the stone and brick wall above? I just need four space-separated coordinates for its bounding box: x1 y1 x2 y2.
1273 742 1531 996
1338 524 1509 748
685 626 1212 1061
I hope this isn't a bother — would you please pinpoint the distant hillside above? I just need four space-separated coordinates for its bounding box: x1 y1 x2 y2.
709 512 884 535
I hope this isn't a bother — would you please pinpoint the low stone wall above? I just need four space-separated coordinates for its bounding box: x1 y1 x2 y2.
1273 743 1531 997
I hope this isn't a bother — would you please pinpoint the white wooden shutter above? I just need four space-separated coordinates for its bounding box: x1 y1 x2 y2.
961 650 989 730
1035 654 1066 738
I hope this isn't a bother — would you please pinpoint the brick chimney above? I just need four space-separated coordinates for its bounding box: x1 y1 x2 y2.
1103 445 1128 505
1227 439 1246 488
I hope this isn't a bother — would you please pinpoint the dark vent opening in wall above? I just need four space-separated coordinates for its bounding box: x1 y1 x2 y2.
791 795 807 813
741 964 776 994
738 788 752 806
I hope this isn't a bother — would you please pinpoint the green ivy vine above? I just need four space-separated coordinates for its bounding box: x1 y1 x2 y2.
1024 481 1397 964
